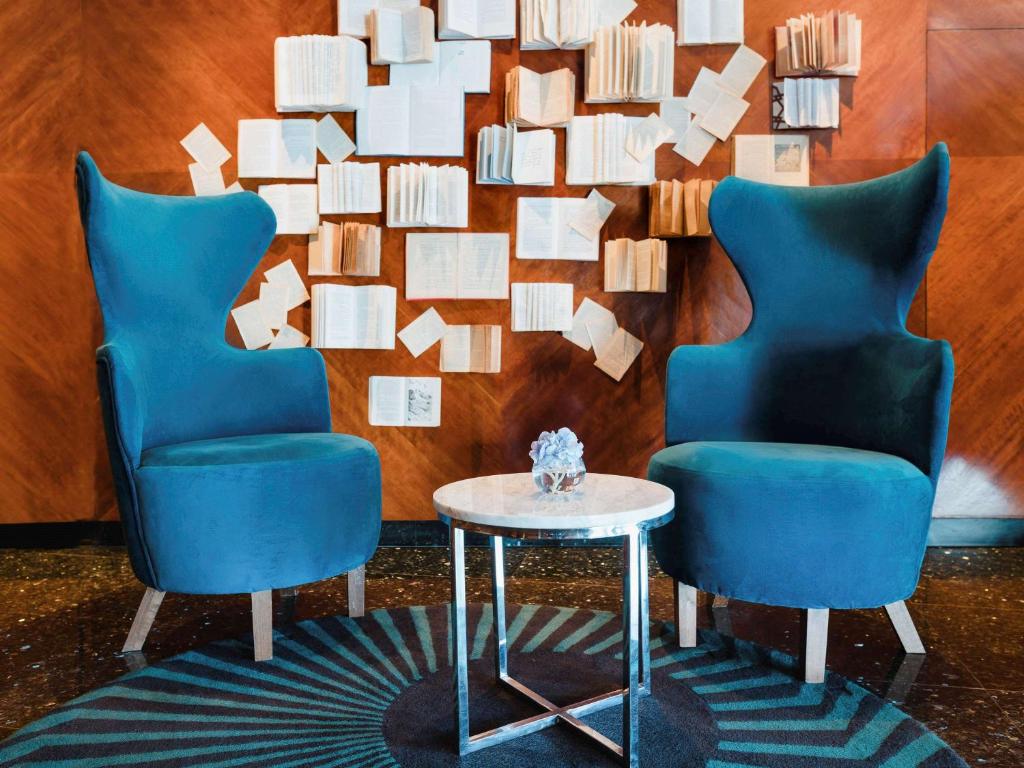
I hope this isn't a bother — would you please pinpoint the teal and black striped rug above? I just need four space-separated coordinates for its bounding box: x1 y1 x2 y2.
0 604 965 767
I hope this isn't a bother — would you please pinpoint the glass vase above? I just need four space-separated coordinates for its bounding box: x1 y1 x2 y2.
532 459 586 495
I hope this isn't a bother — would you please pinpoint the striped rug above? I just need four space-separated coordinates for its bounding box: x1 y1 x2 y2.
0 604 966 767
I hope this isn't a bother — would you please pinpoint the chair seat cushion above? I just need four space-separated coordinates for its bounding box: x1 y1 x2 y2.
648 441 935 609
135 433 381 594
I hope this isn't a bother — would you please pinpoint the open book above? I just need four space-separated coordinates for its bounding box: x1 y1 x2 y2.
275 35 367 112
604 237 668 292
258 185 319 235
476 124 555 185
566 114 656 185
677 0 743 45
311 284 397 349
406 233 509 299
649 179 716 237
309 222 382 276
584 22 675 103
732 134 809 186
776 11 861 77
440 0 515 39
387 163 469 227
238 119 316 179
339 0 419 38
594 327 644 381
772 78 840 129
369 6 435 65
356 85 465 156
317 162 381 214
511 283 574 331
441 325 502 372
369 376 441 427
519 0 637 50
389 40 491 94
504 67 575 129
516 198 599 260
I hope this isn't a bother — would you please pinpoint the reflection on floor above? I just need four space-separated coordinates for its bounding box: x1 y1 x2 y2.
0 545 1022 765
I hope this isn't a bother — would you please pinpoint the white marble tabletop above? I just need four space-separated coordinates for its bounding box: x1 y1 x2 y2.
433 473 674 533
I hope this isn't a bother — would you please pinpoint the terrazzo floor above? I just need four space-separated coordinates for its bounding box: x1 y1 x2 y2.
0 545 1021 765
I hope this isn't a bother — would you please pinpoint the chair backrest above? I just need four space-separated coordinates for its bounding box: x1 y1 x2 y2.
666 145 954 483
75 152 277 453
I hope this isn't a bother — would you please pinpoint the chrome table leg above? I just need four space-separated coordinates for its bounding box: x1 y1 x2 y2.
622 529 640 767
491 535 508 679
450 525 469 754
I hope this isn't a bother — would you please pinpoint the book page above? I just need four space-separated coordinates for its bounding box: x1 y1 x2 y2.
406 233 460 299
770 134 810 186
440 325 478 372
565 116 596 185
258 280 290 330
731 134 773 183
698 89 749 141
557 199 600 260
563 297 618 351
457 233 509 298
441 0 479 37
340 0 381 37
673 122 716 166
659 97 692 142
269 325 310 349
439 41 491 93
717 44 765 97
278 121 318 178
682 0 711 44
231 300 275 350
238 120 279 178
684 67 721 117
313 284 395 348
188 162 226 196
369 376 407 426
265 259 311 310
478 0 515 37
356 86 412 155
181 122 230 171
398 306 447 357
567 188 615 241
316 115 356 163
625 112 674 162
410 86 465 156
594 326 643 381
373 8 405 63
258 184 319 235
403 377 442 426
511 283 573 331
510 128 555 185
515 197 557 259
401 7 433 62
709 0 742 43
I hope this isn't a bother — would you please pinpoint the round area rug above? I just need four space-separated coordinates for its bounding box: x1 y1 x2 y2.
0 604 965 767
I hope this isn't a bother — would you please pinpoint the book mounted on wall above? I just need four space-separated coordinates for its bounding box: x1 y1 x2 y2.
238 119 317 179
387 163 469 227
406 233 509 299
440 325 502 373
356 85 465 157
604 237 668 293
439 0 515 39
389 40 491 94
775 11 861 77
504 66 575 128
584 22 675 103
732 134 810 186
368 6 436 65
519 0 637 50
476 123 555 185
516 197 599 261
308 222 382 277
677 0 742 45
648 179 716 237
312 284 397 349
317 162 381 214
566 114 656 185
771 79 840 130
369 376 441 427
275 35 368 112
339 0 418 38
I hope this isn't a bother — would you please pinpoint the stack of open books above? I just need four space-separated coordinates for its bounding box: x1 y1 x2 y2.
386 163 469 227
476 124 555 185
604 238 668 292
274 36 367 112
584 22 674 103
648 179 716 237
775 11 861 77
505 67 575 128
309 222 382 277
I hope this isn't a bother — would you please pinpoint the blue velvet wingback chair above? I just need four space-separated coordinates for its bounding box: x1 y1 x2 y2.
75 152 382 661
648 144 953 683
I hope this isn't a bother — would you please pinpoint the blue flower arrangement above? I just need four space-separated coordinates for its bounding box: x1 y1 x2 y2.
530 428 586 494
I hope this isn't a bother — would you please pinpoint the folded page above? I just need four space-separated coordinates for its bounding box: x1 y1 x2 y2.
238 119 317 179
316 115 356 163
659 98 693 142
180 123 231 171
258 280 290 330
567 189 615 241
594 326 643 381
231 300 275 350
717 44 766 97
398 306 448 357
440 325 501 373
685 67 721 117
511 283 574 331
265 259 311 309
673 122 717 166
563 297 618 351
226 181 244 193
269 324 310 349
188 162 226 196
625 113 675 162
257 184 319 235
699 89 749 141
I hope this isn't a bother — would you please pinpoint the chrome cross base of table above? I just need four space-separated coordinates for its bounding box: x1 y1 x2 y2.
449 527 653 767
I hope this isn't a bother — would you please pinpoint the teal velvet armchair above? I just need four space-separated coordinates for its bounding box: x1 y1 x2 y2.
76 153 382 661
648 145 953 683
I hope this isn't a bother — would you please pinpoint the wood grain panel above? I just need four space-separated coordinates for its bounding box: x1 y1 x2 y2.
1 0 943 522
927 30 1024 157
928 0 1024 31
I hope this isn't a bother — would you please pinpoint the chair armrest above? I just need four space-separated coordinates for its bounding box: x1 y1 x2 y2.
96 342 145 469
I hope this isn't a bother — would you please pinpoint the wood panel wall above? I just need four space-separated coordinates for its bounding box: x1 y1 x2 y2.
0 0 1018 524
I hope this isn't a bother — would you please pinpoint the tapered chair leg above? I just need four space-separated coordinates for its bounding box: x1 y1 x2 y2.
348 565 366 618
712 595 729 609
675 582 698 648
251 590 273 662
884 601 926 654
804 608 829 684
123 587 165 653
278 587 298 598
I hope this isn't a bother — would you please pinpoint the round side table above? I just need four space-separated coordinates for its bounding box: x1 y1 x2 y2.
433 472 674 767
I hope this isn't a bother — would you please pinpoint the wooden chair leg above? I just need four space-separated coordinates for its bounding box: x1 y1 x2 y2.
804 608 829 684
348 565 366 618
675 581 698 648
712 595 729 609
278 587 298 598
251 590 273 662
884 600 926 654
123 587 165 653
